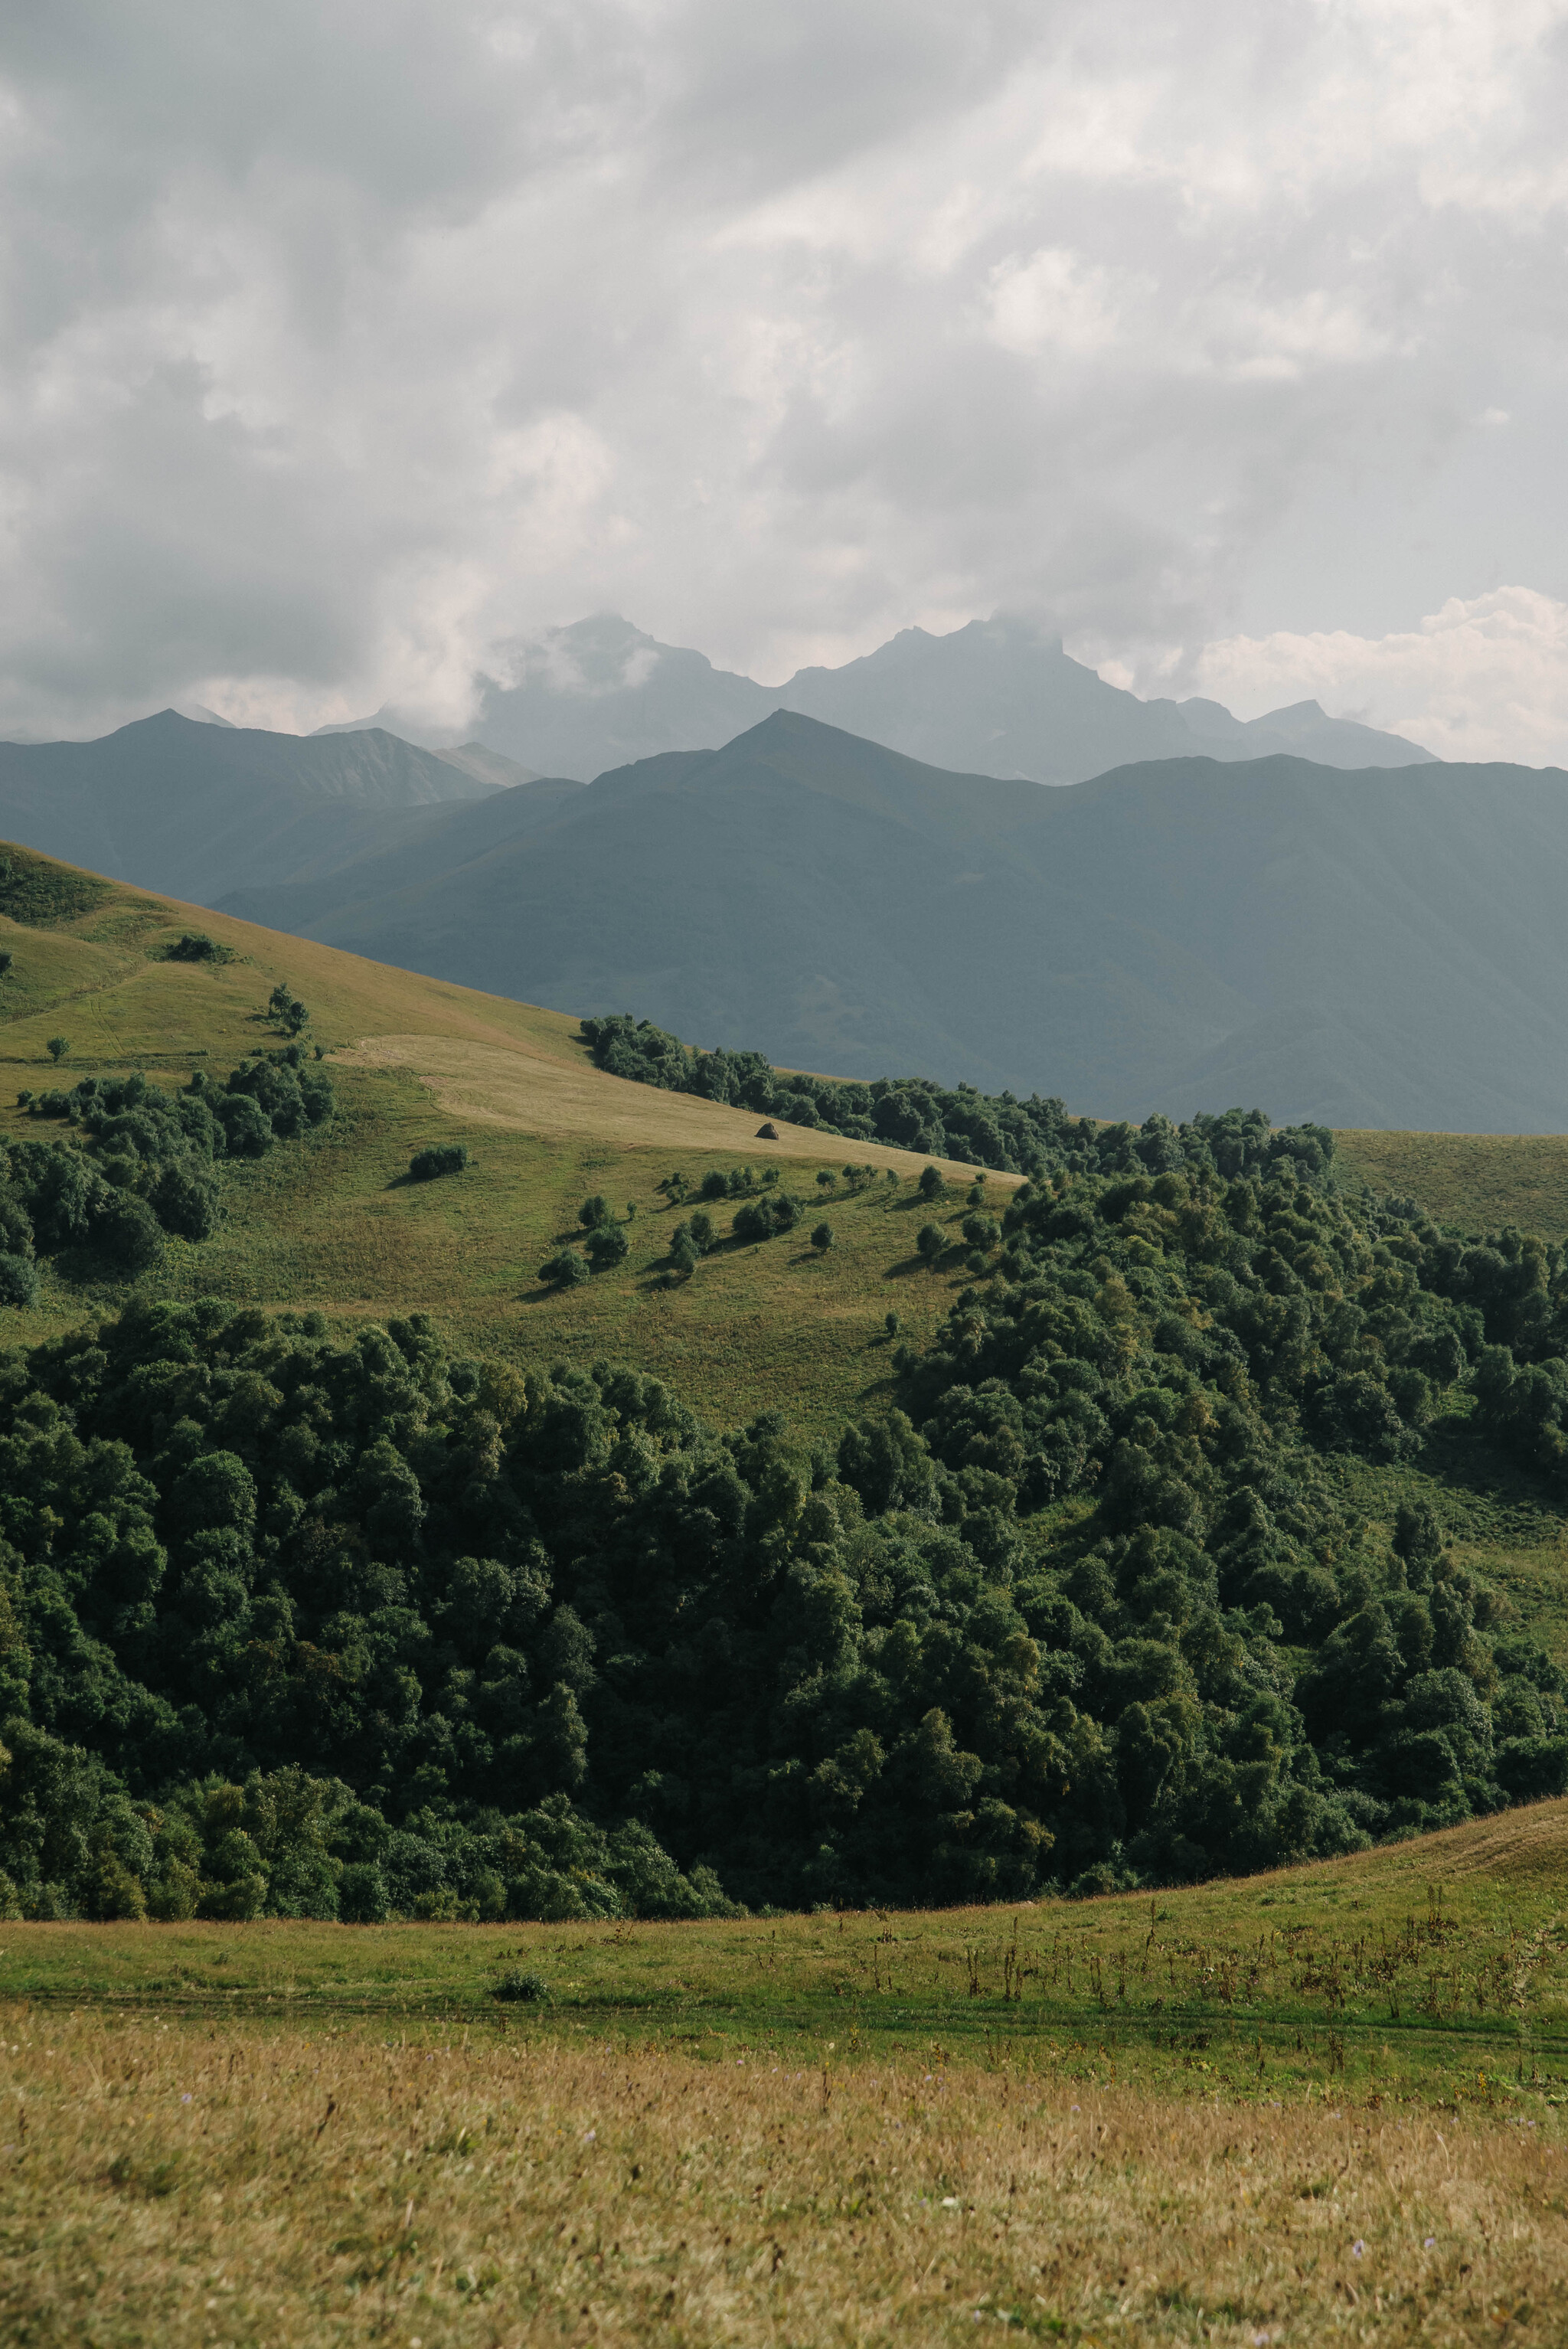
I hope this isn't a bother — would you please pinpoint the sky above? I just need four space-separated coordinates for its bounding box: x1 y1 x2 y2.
2 1 1568 759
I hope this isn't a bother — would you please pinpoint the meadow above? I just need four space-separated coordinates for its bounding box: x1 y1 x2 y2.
3 1801 1567 2346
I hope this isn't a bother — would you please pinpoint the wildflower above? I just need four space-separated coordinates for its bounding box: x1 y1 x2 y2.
181 2094 192 2105
583 2128 596 2142
1351 2240 1365 2259
1425 2237 1436 2249
941 2197 960 2208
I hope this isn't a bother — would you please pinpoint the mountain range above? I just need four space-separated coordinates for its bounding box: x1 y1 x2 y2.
214 709 1568 1134
332 611 1433 785
0 713 534 905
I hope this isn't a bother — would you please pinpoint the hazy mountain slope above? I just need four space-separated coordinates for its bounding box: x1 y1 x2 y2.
472 611 1433 782
219 708 1568 1129
0 710 502 903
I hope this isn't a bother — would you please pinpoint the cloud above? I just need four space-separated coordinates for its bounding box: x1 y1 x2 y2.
0 2 1566 743
1193 588 1568 766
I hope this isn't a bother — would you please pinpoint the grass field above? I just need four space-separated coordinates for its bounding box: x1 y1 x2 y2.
1334 1130 1568 1240
4 1802 1567 2344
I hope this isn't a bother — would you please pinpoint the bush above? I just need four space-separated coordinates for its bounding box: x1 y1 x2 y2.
585 1222 629 1270
162 933 233 964
0 1253 39 1308
493 1967 550 2003
152 1163 222 1241
578 1194 612 1229
45 1037 68 1065
733 1193 799 1244
539 1248 590 1287
408 1142 469 1181
811 1221 834 1251
918 1165 945 1200
916 1221 946 1266
93 1192 165 1274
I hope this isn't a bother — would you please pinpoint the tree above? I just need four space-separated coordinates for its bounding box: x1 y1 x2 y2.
585 1223 629 1270
578 1194 612 1230
916 1221 946 1267
45 1037 68 1065
94 1191 164 1274
539 1247 590 1286
885 1310 900 1336
0 950 12 978
282 997 309 1035
689 1208 715 1253
918 1165 945 1201
811 1221 834 1252
816 1170 835 1194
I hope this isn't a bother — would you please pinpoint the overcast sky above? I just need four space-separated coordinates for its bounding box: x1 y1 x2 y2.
3 1 1567 757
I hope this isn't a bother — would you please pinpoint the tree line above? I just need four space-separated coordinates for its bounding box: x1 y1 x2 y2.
580 1011 1336 1182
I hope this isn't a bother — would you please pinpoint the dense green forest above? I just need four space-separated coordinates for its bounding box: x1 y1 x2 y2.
2 1100 1566 1924
583 1010 1205 1174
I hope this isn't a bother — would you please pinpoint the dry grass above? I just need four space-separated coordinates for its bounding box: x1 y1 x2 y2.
335 1033 1001 1182
2 2010 1564 2347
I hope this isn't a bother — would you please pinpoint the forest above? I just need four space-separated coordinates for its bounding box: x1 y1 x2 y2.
2 1098 1566 1926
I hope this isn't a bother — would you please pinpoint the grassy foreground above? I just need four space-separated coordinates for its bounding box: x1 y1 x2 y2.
2 2015 1563 2349
3 1805 1568 2344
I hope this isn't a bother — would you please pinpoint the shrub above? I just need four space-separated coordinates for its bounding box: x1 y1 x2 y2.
152 1163 222 1241
916 1222 946 1266
811 1221 834 1251
578 1194 612 1229
585 1223 629 1271
918 1165 945 1200
94 1192 165 1274
408 1142 469 1181
45 1037 68 1065
539 1248 590 1287
0 1253 38 1308
688 1208 715 1252
493 1967 550 2002
699 1171 728 1201
162 933 234 964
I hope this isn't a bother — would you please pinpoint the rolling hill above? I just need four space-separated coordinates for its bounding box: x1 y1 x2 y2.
0 838 1019 1434
221 707 1568 1132
464 609 1432 782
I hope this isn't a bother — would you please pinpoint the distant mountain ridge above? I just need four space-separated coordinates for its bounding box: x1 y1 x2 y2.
0 711 521 905
457 611 1432 783
217 707 1568 1133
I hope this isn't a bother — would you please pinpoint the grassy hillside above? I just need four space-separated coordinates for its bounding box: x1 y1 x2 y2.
1338 1127 1568 1241
0 842 1013 1436
3 1803 1566 2347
